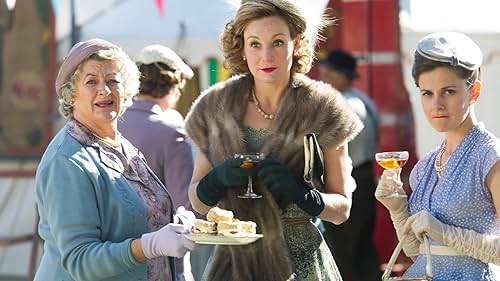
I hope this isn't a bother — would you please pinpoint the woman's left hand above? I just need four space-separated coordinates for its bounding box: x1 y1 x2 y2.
404 210 446 243
257 156 325 216
257 156 308 202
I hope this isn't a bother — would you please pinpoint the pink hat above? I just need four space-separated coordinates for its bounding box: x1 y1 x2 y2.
55 38 119 96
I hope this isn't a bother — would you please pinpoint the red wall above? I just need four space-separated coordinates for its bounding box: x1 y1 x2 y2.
314 0 418 266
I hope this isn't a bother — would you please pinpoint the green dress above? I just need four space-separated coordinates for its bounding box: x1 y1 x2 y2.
243 126 342 281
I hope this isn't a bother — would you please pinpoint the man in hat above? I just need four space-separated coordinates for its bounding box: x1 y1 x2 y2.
118 44 196 281
319 49 381 281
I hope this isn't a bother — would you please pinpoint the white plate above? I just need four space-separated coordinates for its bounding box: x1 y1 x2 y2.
183 233 263 245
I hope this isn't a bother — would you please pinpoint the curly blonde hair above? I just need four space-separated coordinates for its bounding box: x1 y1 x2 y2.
221 0 327 75
58 49 140 118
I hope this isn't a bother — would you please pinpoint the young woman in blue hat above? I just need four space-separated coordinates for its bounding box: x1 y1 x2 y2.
376 32 500 280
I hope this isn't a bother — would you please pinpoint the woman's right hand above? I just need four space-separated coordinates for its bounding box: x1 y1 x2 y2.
196 158 256 205
375 169 421 258
140 223 196 259
375 169 408 214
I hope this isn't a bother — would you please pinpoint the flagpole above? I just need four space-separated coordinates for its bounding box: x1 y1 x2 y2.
70 0 80 45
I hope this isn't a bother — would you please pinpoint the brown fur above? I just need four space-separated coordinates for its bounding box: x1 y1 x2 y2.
185 74 362 281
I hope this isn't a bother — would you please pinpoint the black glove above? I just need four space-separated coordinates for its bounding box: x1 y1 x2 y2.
257 156 325 216
197 158 255 206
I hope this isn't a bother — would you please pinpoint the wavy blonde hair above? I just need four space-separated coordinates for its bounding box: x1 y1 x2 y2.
58 49 140 118
221 0 330 75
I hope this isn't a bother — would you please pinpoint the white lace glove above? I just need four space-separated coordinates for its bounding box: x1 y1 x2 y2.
405 210 500 265
375 169 419 257
141 223 196 259
175 206 196 230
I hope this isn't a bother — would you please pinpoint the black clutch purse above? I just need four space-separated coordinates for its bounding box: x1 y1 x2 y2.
303 133 325 190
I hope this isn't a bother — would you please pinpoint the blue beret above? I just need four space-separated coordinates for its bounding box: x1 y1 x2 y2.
416 32 482 71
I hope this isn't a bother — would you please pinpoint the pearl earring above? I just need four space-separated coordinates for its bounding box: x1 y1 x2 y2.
242 56 246 61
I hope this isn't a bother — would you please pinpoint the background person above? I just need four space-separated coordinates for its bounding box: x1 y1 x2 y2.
184 0 363 280
119 44 196 281
319 48 381 281
119 44 194 213
34 38 195 281
376 32 500 280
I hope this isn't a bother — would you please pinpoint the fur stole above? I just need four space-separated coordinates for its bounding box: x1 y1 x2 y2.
185 74 362 281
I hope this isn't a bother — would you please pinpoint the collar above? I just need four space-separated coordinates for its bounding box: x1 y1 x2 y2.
66 118 140 173
129 99 164 115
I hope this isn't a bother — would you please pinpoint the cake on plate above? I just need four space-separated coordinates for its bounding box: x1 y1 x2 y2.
191 207 259 237
193 219 217 234
238 220 257 235
217 221 243 236
206 206 234 222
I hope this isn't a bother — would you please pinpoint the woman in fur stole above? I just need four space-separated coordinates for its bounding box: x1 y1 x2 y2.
185 1 363 280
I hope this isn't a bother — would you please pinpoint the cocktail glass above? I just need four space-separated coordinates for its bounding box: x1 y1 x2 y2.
375 151 409 198
234 152 265 199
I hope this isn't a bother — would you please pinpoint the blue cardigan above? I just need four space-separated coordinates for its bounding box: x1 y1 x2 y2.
34 125 174 281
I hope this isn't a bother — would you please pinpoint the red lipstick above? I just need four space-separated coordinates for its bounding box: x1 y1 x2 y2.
261 67 276 73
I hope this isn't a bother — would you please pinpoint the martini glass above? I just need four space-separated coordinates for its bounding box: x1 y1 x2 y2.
375 151 409 198
234 152 265 199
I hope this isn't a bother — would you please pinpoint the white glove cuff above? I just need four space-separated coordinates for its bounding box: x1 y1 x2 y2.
140 232 157 260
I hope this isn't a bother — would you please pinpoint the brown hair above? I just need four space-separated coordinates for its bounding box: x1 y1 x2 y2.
138 63 187 98
220 0 318 74
412 52 481 88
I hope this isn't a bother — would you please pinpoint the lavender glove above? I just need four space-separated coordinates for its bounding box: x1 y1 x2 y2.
141 223 196 259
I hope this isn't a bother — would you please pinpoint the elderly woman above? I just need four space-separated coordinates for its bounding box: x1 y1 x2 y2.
34 38 195 281
184 0 362 280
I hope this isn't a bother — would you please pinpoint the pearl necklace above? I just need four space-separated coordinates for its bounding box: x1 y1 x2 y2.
252 90 275 120
434 141 446 178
